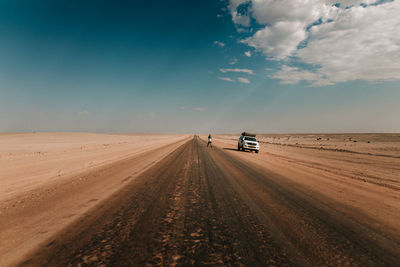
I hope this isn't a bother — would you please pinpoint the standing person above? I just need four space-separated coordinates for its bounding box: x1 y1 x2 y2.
207 134 212 148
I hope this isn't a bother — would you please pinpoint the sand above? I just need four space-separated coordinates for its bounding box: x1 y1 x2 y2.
0 132 189 266
19 136 400 266
0 132 188 202
207 134 400 238
214 133 400 189
0 132 399 266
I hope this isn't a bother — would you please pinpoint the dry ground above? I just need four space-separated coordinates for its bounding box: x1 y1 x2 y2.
0 133 399 266
0 133 190 266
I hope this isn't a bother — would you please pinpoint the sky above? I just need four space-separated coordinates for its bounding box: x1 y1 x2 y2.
0 0 399 133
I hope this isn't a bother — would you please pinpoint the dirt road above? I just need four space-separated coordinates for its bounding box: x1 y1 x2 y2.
19 136 399 266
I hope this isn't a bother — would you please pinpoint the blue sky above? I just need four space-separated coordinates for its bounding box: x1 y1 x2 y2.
0 0 399 133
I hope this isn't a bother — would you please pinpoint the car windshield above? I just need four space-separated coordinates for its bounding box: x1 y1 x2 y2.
244 137 257 141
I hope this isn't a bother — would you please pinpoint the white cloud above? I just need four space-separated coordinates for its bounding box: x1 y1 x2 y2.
232 14 251 26
219 76 251 83
228 0 251 26
251 0 335 26
220 68 254 75
244 20 307 60
244 50 251 57
238 77 251 83
271 65 333 86
229 0 400 86
219 77 235 82
237 27 250 33
297 3 400 84
327 0 386 6
229 57 238 64
213 41 225 47
229 0 251 11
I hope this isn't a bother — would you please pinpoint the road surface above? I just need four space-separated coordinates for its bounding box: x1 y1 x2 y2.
20 136 400 266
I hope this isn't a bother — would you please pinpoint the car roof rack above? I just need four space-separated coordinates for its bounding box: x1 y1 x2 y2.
241 132 256 137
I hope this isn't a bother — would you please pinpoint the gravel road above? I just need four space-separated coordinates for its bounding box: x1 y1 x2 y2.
20 136 400 266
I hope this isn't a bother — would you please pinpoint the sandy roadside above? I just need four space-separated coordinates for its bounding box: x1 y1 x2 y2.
0 133 188 202
214 134 400 189
202 135 400 240
0 133 190 266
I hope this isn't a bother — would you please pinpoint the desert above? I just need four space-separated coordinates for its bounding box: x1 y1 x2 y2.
0 133 399 265
0 133 190 266
2 0 400 265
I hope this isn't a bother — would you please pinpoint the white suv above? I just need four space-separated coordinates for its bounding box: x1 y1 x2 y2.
238 132 260 153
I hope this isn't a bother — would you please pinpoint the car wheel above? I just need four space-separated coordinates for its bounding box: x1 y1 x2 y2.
256 150 259 153
238 144 240 151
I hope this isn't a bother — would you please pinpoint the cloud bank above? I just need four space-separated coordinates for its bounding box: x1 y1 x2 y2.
229 0 400 86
